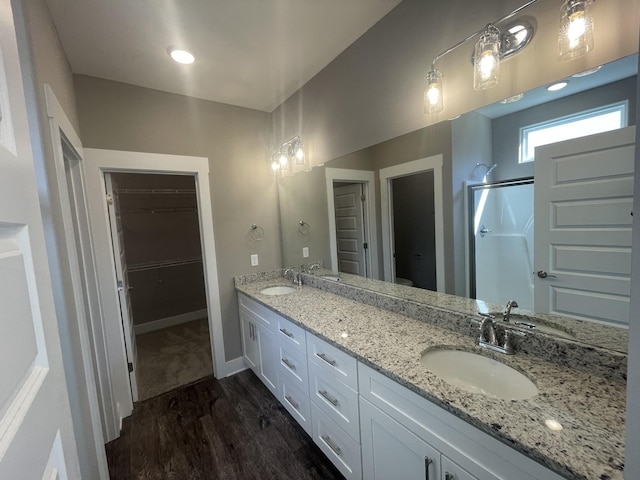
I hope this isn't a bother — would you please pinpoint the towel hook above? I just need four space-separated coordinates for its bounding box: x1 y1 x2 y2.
298 220 310 236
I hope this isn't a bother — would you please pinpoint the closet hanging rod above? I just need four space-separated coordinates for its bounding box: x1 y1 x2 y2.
122 207 198 215
128 256 202 272
118 188 197 195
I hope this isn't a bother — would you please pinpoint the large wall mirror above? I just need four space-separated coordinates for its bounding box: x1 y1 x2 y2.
277 52 637 354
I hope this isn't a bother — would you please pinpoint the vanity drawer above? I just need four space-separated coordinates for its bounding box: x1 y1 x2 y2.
309 360 360 442
311 402 362 480
307 332 358 390
280 375 311 436
238 293 274 330
277 338 309 389
275 315 307 352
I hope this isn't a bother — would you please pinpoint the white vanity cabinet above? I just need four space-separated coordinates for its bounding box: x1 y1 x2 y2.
237 291 567 480
307 332 362 480
276 315 312 435
238 293 278 396
358 362 565 480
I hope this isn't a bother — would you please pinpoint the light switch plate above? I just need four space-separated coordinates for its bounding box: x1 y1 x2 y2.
250 254 259 266
302 247 309 258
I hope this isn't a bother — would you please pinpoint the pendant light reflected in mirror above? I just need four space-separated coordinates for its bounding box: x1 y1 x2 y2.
558 0 594 60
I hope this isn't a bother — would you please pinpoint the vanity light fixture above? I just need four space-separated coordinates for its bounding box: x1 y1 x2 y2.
423 0 597 114
168 47 195 64
473 24 501 91
558 0 594 61
423 0 538 113
271 136 305 175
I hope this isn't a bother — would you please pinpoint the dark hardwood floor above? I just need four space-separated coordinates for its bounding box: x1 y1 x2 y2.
106 369 345 480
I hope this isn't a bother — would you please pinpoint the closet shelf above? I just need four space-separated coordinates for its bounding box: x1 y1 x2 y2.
128 257 202 272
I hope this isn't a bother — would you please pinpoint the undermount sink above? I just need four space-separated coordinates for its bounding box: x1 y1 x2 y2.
259 285 296 296
420 349 538 401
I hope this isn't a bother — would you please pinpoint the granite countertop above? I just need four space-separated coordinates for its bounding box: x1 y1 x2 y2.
236 278 626 480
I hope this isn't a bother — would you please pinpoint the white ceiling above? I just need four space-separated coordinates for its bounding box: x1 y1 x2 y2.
45 0 403 112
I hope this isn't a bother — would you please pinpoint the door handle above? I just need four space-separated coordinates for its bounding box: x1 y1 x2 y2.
536 270 557 279
479 224 491 237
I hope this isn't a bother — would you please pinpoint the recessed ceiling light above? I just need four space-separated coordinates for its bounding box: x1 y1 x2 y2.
572 65 602 77
499 93 524 104
168 48 195 64
547 81 568 92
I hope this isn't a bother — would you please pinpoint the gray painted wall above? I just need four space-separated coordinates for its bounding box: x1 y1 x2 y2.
13 0 102 477
272 0 639 168
492 76 638 181
451 112 493 296
73 75 281 363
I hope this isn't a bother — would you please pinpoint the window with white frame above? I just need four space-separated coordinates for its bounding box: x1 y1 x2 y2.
519 101 628 163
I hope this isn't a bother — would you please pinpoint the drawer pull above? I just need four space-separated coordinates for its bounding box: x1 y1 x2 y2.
282 358 296 370
318 389 339 406
424 457 433 480
321 434 342 456
279 328 294 338
284 395 299 410
445 473 454 480
316 352 337 367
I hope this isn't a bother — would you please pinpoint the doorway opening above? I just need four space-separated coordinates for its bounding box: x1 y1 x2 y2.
390 171 437 290
380 155 445 291
106 172 212 402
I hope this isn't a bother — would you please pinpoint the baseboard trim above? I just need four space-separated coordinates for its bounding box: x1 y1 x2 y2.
221 357 248 378
134 309 208 335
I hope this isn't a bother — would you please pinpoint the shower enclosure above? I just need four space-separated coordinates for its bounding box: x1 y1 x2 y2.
468 178 534 310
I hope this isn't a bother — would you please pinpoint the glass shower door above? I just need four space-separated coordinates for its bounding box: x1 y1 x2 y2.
469 178 534 310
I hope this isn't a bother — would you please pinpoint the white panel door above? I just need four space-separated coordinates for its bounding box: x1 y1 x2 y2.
0 0 79 478
534 127 635 325
334 184 367 276
105 174 138 401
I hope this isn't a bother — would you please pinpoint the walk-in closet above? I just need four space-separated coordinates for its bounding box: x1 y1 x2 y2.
111 172 213 400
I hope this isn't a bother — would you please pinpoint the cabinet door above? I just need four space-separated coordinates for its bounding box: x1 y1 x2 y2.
441 456 478 480
361 398 440 480
257 323 278 396
240 314 258 372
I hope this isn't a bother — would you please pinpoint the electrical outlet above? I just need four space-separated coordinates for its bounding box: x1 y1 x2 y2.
302 247 309 258
250 254 259 266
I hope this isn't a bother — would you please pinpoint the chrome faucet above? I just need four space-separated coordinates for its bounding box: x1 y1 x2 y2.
284 268 301 285
477 312 525 355
503 300 519 322
480 317 498 345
